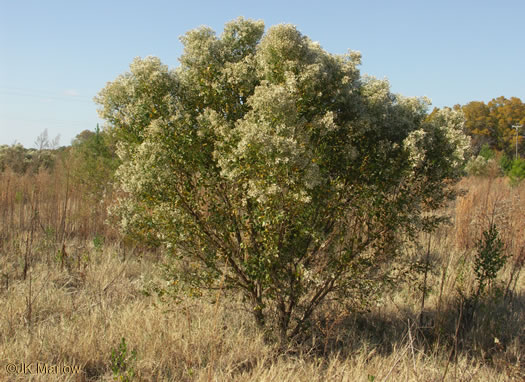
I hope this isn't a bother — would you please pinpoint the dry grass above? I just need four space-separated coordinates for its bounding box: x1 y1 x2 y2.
0 166 116 246
0 174 524 381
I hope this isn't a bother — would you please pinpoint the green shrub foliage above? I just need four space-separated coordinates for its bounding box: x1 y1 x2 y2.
508 158 525 185
71 125 119 200
499 153 513 175
474 223 506 297
96 18 470 344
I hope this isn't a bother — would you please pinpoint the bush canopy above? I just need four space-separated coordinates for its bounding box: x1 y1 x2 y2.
96 18 470 345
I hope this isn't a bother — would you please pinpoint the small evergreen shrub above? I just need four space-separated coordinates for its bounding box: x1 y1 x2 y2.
474 223 506 297
478 144 495 161
508 158 525 186
499 153 513 175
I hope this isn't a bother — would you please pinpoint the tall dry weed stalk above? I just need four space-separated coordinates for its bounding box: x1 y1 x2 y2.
0 164 117 250
0 161 118 298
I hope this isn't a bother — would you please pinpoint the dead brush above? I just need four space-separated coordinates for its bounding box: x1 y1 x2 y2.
455 177 525 299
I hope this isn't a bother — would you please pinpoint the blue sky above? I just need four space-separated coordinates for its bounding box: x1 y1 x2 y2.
1 0 524 148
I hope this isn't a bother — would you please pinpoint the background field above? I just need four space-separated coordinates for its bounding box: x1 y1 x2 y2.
0 162 524 381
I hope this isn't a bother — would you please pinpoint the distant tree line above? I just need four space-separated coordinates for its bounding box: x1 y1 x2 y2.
2 96 523 181
457 96 524 156
0 129 61 173
428 96 525 183
0 126 119 200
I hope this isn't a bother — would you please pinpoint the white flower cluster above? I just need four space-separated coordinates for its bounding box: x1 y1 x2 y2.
402 107 469 173
435 108 471 169
403 129 428 169
465 155 494 176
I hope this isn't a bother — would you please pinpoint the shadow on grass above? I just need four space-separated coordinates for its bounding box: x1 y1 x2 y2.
290 291 525 369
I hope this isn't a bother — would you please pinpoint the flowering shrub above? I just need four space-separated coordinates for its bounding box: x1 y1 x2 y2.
465 155 494 176
96 18 470 345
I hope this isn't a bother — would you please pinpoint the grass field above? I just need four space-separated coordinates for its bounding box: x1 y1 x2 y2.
0 169 524 381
